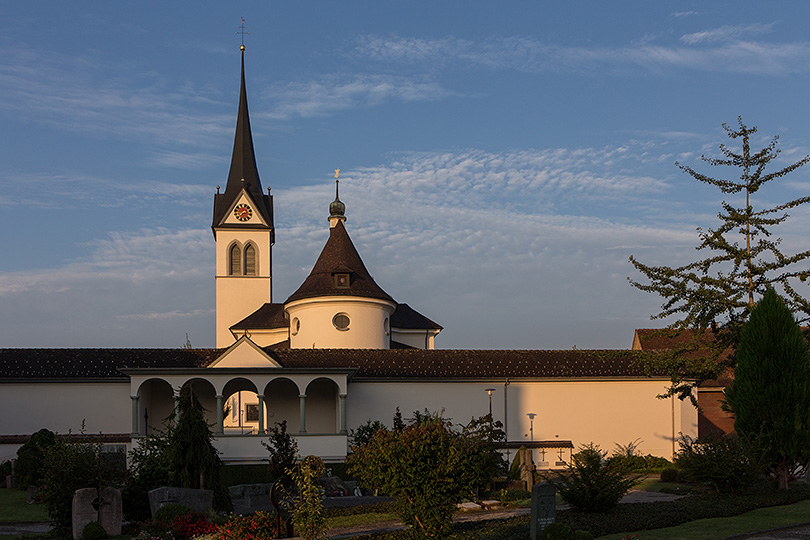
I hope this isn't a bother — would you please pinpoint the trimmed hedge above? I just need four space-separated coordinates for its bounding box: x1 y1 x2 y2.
348 483 810 539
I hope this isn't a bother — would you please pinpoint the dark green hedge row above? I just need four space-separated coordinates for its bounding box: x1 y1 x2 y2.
325 501 398 518
350 483 810 540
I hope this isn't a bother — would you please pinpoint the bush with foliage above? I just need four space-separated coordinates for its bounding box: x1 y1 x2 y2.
82 520 109 540
607 440 671 473
660 468 678 483
348 410 504 538
124 430 173 521
217 510 280 540
15 428 57 489
675 433 764 494
546 443 637 513
538 522 593 540
262 420 299 484
349 419 387 448
40 435 127 537
289 455 327 540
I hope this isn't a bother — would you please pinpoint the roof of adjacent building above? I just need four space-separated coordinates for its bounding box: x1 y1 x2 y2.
212 50 273 230
230 303 288 331
391 303 443 330
633 328 734 387
0 347 663 381
285 220 395 304
231 302 442 332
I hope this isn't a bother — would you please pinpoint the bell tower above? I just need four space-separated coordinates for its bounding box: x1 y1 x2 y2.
212 44 274 348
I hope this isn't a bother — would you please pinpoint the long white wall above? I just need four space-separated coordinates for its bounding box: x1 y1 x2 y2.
0 381 131 462
346 379 698 460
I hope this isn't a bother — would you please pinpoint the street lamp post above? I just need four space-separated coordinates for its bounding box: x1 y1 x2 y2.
527 413 536 442
484 388 496 418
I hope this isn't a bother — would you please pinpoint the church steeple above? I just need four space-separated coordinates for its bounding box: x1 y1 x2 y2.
212 45 274 233
213 42 275 348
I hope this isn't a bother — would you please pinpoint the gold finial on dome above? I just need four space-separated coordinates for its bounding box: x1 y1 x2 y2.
329 168 346 228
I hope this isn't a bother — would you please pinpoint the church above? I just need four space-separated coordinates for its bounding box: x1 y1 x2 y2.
0 47 700 467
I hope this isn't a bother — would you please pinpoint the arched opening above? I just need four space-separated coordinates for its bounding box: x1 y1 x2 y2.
222 378 260 434
305 378 340 433
264 378 301 432
244 244 257 276
136 378 174 435
229 243 242 276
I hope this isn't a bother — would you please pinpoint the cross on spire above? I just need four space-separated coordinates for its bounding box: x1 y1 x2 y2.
236 17 249 49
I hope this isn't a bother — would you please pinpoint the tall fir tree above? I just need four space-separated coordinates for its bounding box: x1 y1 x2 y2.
169 383 232 510
629 117 810 402
723 288 810 489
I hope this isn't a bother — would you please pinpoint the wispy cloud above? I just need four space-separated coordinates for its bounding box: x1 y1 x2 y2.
680 23 774 44
262 74 455 120
352 31 810 75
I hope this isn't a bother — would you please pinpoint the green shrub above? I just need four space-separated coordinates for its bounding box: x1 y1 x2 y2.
82 520 109 540
675 433 764 494
349 410 503 538
545 443 638 513
40 435 126 537
261 420 299 485
152 503 193 523
660 468 678 483
538 523 593 540
15 428 57 489
289 455 327 540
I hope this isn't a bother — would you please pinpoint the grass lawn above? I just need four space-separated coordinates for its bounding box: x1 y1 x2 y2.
0 489 49 523
327 511 398 528
594 498 810 540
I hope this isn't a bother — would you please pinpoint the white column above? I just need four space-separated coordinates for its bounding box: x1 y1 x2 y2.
257 394 265 434
215 395 224 435
299 394 307 433
338 393 347 434
130 396 139 436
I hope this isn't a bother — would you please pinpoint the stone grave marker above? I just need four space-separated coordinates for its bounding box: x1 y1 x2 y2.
71 487 122 540
148 486 213 516
519 447 535 490
530 482 556 540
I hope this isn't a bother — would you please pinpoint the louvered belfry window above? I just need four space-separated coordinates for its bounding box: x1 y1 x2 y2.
244 244 256 275
229 244 242 275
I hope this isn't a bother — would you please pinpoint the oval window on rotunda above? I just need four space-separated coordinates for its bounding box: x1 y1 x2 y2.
333 313 350 331
291 317 300 336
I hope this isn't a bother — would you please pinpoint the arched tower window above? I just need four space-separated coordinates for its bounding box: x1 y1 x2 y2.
229 243 242 276
244 244 256 275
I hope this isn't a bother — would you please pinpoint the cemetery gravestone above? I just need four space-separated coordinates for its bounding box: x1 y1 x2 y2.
530 482 556 540
71 487 122 540
148 486 213 516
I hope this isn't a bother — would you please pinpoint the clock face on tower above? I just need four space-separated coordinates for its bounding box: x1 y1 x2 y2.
234 204 252 222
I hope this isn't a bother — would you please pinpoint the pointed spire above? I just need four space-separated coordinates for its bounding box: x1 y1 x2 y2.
225 48 263 200
329 169 346 228
212 45 274 231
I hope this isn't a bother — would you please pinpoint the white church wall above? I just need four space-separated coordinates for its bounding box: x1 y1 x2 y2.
346 379 698 461
0 382 131 461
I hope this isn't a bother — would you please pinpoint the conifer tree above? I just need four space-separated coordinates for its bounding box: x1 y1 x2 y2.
169 383 232 510
723 288 810 490
629 117 810 401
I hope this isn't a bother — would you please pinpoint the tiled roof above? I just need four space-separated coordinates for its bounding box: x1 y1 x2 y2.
0 349 220 380
231 303 288 330
285 221 395 304
391 303 443 330
268 348 662 379
0 347 660 380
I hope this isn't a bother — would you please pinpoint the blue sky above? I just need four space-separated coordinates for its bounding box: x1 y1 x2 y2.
2 2 810 349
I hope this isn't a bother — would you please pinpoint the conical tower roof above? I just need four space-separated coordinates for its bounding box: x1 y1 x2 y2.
285 220 395 304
